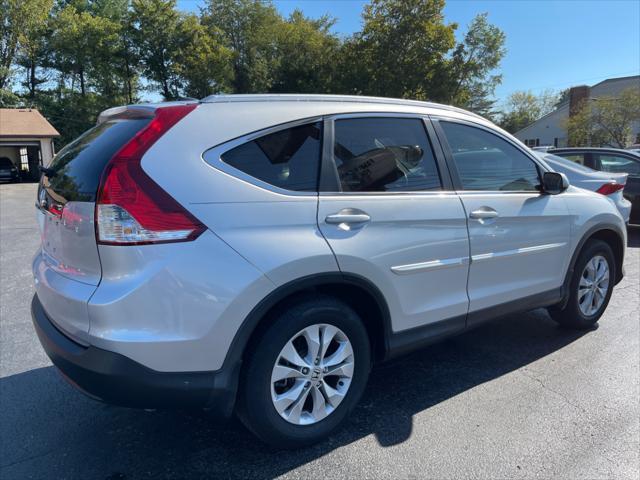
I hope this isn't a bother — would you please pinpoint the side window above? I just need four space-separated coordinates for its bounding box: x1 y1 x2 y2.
558 153 587 166
333 118 441 192
220 122 322 192
440 121 540 192
595 154 640 175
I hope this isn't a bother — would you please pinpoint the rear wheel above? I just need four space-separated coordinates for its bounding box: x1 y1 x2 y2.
237 294 371 448
549 239 615 329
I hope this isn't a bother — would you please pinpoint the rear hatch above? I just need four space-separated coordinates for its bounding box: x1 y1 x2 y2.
34 109 154 338
37 112 154 285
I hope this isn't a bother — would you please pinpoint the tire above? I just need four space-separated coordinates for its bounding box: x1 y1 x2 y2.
237 294 371 449
549 239 615 330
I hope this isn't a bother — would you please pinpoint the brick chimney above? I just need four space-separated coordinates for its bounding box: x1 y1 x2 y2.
569 85 590 117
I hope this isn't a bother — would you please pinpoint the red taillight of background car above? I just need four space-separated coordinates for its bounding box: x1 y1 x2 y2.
96 104 206 245
595 182 626 196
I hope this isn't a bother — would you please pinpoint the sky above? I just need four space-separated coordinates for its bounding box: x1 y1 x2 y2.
176 0 640 107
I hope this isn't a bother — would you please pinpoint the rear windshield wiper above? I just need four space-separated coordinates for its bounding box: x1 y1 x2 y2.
39 165 57 178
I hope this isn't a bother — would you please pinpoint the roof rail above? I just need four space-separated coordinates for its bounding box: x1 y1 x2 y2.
200 93 485 120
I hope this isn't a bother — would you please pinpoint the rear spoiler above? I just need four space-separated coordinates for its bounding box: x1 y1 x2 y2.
97 101 199 125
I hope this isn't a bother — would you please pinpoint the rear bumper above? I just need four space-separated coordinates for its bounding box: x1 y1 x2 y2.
31 294 238 415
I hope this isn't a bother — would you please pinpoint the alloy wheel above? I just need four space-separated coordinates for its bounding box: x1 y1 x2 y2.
270 324 355 425
578 255 610 316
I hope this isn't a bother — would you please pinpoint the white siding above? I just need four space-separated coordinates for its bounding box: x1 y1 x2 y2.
515 75 640 147
514 104 569 147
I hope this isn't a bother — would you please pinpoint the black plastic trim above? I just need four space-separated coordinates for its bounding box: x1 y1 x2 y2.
466 288 562 328
31 294 236 414
386 314 466 360
220 272 393 367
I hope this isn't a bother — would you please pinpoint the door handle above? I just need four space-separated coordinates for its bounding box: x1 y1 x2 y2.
469 207 498 220
325 209 371 228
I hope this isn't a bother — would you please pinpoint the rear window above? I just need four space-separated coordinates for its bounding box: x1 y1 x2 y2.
0 157 13 168
44 119 150 202
220 122 322 192
543 154 596 173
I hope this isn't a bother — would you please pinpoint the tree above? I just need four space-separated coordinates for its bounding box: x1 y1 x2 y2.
50 5 120 96
498 89 560 133
270 10 340 93
566 87 640 147
447 13 506 117
132 0 184 99
338 0 456 100
14 0 53 99
202 0 282 93
176 15 233 98
1 0 53 90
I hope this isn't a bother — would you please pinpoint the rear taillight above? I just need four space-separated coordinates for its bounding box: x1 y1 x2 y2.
96 104 205 245
595 182 625 196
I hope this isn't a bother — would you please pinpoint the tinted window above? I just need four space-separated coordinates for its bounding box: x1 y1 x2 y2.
221 122 322 192
556 153 587 165
46 119 150 202
595 154 640 175
543 154 596 174
333 118 441 192
0 157 13 168
440 122 540 191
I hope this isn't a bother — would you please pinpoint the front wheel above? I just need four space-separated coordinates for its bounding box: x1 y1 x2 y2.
549 239 615 329
237 294 371 449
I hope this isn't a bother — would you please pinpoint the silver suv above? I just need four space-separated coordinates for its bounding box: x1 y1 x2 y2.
32 95 626 448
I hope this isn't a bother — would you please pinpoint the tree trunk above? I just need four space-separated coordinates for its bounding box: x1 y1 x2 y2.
79 66 86 96
29 61 36 98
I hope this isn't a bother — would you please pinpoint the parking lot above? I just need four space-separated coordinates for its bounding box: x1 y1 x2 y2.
0 182 638 479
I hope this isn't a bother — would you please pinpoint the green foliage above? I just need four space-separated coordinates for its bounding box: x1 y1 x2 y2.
498 89 560 133
566 87 640 148
177 15 234 98
202 0 282 93
448 13 506 118
338 0 457 100
131 0 184 99
270 10 341 93
3 0 508 149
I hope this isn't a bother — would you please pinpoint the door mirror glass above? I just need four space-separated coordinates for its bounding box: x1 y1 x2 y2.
542 171 569 194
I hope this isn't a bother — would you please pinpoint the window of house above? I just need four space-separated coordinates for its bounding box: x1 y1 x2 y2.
440 121 541 191
19 148 29 171
332 117 441 192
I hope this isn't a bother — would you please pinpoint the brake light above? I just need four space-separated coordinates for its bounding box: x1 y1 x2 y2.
96 104 205 245
595 182 625 196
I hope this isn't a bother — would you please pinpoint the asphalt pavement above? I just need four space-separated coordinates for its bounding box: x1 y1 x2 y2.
1 183 638 479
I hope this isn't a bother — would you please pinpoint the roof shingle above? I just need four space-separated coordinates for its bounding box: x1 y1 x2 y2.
0 109 60 137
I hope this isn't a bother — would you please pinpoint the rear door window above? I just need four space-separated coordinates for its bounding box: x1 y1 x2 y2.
220 122 322 192
440 121 540 191
45 119 150 202
332 117 441 192
555 153 587 166
594 154 640 175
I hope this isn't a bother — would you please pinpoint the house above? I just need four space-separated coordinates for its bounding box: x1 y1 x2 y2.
514 75 640 148
0 108 60 181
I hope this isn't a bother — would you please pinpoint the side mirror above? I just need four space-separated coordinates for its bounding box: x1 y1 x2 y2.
542 171 569 194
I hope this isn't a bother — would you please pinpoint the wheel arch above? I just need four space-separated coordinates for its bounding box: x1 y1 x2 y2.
220 273 393 385
560 224 625 308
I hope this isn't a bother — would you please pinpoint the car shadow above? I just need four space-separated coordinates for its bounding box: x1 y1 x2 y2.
627 225 640 248
0 309 587 479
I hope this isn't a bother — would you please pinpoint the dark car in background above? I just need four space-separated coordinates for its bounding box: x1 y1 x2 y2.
0 157 20 183
549 147 640 225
